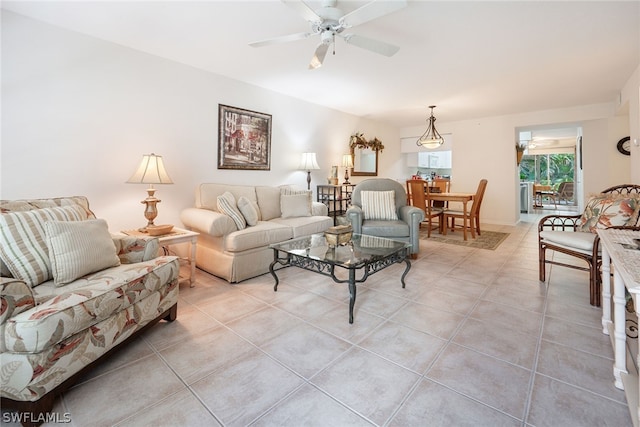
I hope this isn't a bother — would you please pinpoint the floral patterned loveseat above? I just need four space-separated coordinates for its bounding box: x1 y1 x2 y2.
0 196 180 421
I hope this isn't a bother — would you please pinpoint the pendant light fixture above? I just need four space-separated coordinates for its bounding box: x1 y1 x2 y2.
416 105 444 149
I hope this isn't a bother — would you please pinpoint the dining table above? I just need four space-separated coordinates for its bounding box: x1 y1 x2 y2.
428 192 475 240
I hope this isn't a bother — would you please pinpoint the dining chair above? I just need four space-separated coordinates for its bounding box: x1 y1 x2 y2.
442 179 488 238
538 184 640 306
407 179 444 237
431 178 450 208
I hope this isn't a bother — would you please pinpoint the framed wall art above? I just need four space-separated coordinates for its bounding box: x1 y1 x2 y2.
218 104 272 170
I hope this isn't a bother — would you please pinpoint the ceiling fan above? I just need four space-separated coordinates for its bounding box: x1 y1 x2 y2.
249 0 407 69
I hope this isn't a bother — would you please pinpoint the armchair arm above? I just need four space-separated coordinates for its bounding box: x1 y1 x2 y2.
180 207 236 236
113 235 160 264
346 205 364 234
1 278 35 326
399 205 425 255
312 201 328 216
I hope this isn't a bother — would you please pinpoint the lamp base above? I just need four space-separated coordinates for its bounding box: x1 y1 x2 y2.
343 169 350 185
139 187 161 231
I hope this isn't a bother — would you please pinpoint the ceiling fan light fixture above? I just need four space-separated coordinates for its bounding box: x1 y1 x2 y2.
416 105 444 149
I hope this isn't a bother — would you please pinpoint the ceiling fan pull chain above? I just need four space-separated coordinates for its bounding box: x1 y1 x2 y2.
332 33 336 55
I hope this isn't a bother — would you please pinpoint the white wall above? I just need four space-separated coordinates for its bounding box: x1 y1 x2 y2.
1 12 398 232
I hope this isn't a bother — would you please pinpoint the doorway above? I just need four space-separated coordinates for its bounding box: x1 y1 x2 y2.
517 126 581 217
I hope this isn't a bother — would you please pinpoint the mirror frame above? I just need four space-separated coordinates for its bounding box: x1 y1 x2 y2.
350 146 378 176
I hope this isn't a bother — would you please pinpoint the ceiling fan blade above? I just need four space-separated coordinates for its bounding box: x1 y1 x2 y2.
282 0 322 24
309 43 329 70
249 32 312 48
339 0 407 28
342 34 400 57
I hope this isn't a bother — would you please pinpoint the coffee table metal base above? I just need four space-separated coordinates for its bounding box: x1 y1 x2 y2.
269 249 411 324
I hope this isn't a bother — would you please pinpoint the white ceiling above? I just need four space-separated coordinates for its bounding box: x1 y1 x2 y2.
3 0 639 129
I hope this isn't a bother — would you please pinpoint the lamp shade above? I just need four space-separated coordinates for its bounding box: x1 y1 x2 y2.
342 154 353 168
127 153 173 184
298 152 320 171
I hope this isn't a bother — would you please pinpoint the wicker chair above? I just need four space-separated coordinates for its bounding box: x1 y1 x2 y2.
538 184 640 306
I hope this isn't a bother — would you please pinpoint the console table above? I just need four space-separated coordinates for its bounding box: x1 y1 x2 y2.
317 184 355 225
599 228 640 427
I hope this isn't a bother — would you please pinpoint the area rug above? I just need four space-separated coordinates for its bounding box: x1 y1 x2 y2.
420 229 510 250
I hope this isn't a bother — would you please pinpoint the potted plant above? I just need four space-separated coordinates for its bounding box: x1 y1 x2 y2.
516 143 526 165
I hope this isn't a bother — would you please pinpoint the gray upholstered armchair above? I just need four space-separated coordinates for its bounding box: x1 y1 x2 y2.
346 178 425 257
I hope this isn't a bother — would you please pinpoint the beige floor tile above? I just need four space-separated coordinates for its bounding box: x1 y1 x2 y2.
312 347 420 425
413 286 479 315
358 321 447 373
196 289 269 324
389 378 521 427
252 384 374 426
426 343 532 419
309 303 386 343
274 290 344 321
542 315 614 359
527 374 631 427
429 276 489 299
63 354 185 426
470 300 543 337
142 302 220 351
226 305 305 346
536 340 626 403
191 348 304 427
344 287 409 318
453 317 538 369
259 321 352 378
115 388 221 426
390 301 465 339
159 325 256 384
482 285 546 313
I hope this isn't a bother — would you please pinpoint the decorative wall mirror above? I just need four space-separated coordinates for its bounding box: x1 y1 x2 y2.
351 147 378 176
349 133 384 177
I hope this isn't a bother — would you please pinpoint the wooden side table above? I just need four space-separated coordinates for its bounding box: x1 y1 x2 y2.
122 227 199 287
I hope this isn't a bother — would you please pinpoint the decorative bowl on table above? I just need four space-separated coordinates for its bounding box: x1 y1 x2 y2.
146 224 174 236
324 225 353 247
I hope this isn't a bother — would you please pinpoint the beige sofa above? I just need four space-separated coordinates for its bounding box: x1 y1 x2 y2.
180 183 333 282
0 197 180 420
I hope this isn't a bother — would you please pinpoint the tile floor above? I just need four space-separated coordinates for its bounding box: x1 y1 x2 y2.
3 213 634 426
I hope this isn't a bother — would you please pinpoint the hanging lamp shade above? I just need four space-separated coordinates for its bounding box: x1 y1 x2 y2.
416 105 445 149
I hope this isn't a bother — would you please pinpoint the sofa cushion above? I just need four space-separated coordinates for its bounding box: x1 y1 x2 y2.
270 216 333 238
256 186 282 221
217 192 246 230
0 205 89 288
237 196 261 226
223 222 292 252
361 191 398 221
540 230 597 254
362 220 409 238
4 256 178 353
45 219 120 286
579 194 640 233
281 194 312 218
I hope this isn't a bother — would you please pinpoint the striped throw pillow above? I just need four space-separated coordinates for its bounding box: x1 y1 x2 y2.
361 191 398 221
217 192 246 230
45 219 120 286
0 205 89 287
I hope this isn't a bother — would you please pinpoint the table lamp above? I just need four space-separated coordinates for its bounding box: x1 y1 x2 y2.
299 152 320 190
342 154 353 184
126 153 173 231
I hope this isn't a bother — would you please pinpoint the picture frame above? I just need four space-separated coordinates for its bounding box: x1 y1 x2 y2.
218 104 272 170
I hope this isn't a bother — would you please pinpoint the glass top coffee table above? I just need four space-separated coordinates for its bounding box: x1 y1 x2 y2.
269 233 412 323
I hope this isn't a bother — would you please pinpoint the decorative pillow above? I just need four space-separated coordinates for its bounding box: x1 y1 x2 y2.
579 194 640 233
281 194 312 218
360 191 398 221
0 205 89 287
237 196 261 226
45 219 120 286
217 192 246 230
